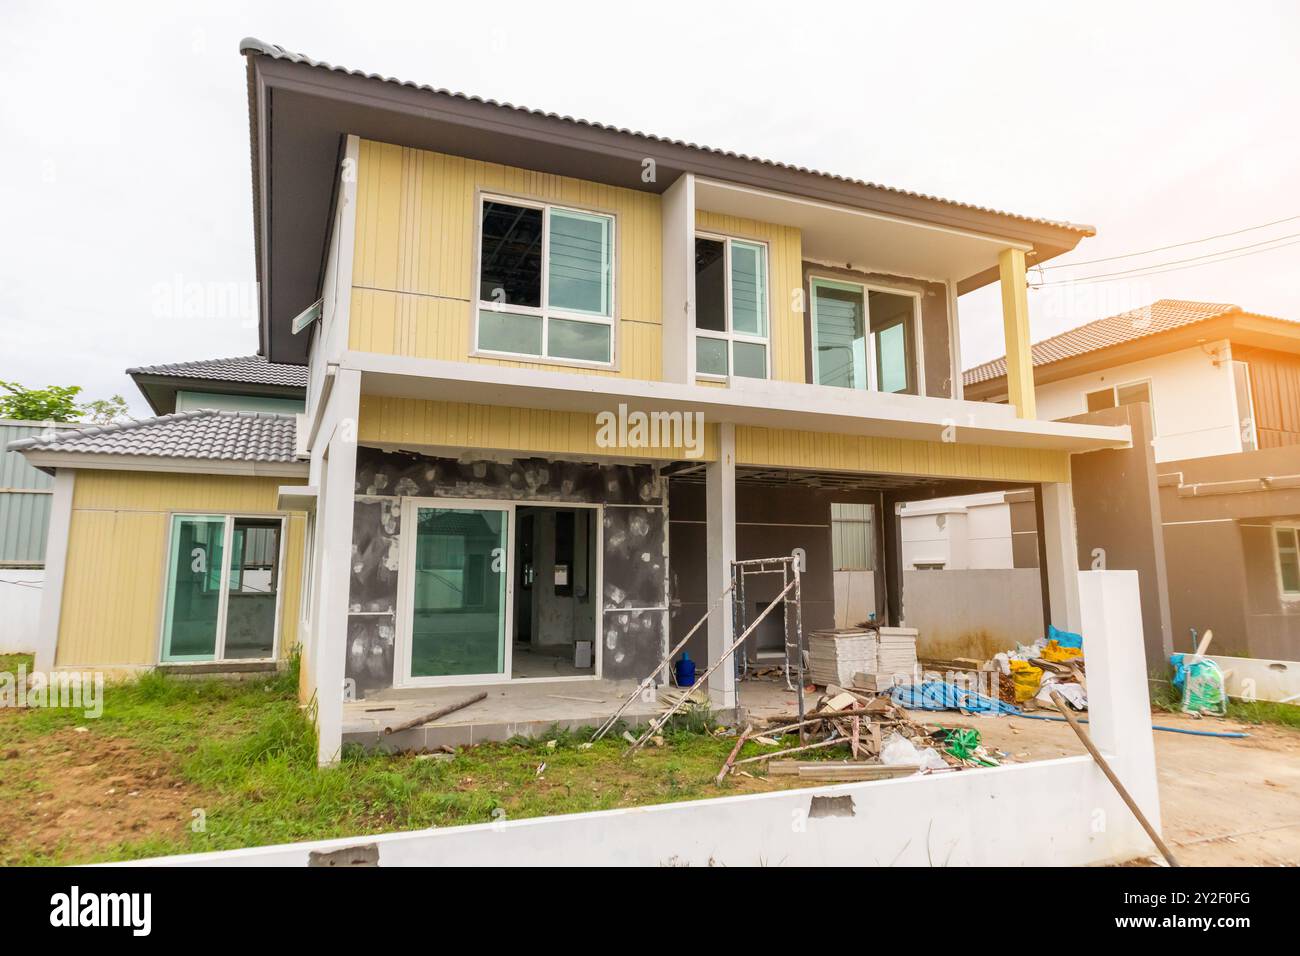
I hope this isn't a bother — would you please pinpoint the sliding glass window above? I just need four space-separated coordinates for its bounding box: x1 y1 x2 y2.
694 235 769 379
477 197 614 365
810 278 920 395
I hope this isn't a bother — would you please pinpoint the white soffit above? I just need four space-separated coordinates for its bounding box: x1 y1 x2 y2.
694 178 1027 284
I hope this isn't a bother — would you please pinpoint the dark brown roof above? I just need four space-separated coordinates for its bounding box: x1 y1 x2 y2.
962 299 1289 387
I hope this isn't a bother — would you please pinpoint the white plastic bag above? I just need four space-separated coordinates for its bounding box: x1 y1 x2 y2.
879 731 948 770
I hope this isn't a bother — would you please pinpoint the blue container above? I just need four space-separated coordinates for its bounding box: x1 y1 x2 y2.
675 653 696 687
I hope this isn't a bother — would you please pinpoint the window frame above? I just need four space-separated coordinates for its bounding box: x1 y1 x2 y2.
1233 360 1258 452
808 275 925 395
157 512 287 664
471 192 618 370
1274 524 1300 600
1083 378 1157 433
693 232 772 382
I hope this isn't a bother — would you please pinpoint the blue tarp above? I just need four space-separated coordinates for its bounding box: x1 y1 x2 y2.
1047 624 1083 649
891 681 1021 715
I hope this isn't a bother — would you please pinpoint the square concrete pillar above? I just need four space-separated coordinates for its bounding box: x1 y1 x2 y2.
1040 479 1082 634
705 423 737 709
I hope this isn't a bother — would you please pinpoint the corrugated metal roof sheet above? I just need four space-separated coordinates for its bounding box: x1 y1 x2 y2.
126 355 307 388
0 421 75 564
240 38 1095 237
962 299 1293 387
7 410 299 464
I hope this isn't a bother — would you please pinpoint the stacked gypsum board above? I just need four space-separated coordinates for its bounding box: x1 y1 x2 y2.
807 628 878 687
876 627 919 680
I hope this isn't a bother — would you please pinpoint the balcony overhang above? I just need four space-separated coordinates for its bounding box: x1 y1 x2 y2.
695 178 1029 287
343 351 1131 455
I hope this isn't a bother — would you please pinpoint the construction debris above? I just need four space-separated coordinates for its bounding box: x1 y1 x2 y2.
808 627 878 687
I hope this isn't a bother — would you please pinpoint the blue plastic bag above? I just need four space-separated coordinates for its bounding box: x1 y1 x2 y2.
1048 624 1083 649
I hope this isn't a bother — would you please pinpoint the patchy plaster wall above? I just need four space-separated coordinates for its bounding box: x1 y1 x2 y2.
347 447 668 694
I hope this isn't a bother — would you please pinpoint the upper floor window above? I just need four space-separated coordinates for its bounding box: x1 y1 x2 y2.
475 196 614 365
809 278 920 395
1085 380 1155 433
694 235 769 379
1275 526 1300 597
1233 360 1257 451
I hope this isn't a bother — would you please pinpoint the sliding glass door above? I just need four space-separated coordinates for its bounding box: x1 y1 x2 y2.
403 504 511 682
810 278 920 395
161 514 282 662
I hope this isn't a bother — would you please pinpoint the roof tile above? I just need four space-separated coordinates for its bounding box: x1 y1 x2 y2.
126 355 307 389
6 410 299 463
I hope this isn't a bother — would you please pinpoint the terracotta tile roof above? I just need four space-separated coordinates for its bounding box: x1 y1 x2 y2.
240 38 1094 237
126 355 307 389
6 410 299 463
964 300 1249 387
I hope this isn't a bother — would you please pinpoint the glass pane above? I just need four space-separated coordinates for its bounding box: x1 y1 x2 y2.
730 241 767 336
694 238 726 332
733 341 767 379
224 519 280 659
162 516 226 661
548 209 611 316
480 201 543 308
1234 362 1256 451
696 336 728 376
1086 388 1116 412
478 310 543 355
1278 529 1300 593
813 281 866 389
1116 382 1151 406
868 291 916 395
548 317 610 363
411 508 508 677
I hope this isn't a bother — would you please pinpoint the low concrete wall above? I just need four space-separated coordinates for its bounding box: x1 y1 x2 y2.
0 569 42 654
1209 654 1300 703
902 568 1042 659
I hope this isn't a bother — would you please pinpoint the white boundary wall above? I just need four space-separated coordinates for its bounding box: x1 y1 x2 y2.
124 571 1158 867
0 569 42 654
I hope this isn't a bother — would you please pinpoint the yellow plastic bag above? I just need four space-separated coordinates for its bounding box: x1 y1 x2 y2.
1009 660 1043 702
1041 640 1084 663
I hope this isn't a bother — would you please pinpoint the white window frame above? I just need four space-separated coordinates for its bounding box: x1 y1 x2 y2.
1083 378 1157 433
693 232 771 381
808 275 925 395
1274 523 1300 600
393 497 605 687
472 192 617 369
1233 360 1258 451
157 512 287 664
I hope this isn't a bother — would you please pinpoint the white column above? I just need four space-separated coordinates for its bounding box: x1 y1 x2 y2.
705 423 736 708
1040 479 1082 633
1078 570 1162 836
661 172 695 384
313 367 360 766
33 469 75 673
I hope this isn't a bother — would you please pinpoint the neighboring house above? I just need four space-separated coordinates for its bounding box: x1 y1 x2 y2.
12 39 1133 764
899 490 1038 571
967 300 1300 662
127 355 307 415
965 299 1300 463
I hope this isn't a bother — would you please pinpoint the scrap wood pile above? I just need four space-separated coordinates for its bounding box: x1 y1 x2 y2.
715 684 1002 785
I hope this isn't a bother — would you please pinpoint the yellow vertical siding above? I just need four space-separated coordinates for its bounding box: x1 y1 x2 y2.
350 140 663 380
357 395 719 462
55 471 307 668
695 210 805 384
735 426 1070 483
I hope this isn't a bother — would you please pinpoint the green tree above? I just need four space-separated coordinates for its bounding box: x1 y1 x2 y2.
0 382 83 422
0 382 132 424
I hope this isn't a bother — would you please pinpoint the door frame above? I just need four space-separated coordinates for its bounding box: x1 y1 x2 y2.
393 497 604 688
158 512 287 664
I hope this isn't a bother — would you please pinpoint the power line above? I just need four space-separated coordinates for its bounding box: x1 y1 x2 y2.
1030 234 1300 289
1039 214 1300 270
1033 230 1300 285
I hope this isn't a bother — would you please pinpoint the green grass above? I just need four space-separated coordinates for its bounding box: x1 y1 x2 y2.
1150 672 1300 728
0 663 835 865
0 653 34 675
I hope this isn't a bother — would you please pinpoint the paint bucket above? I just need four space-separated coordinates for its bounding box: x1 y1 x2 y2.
675 653 696 687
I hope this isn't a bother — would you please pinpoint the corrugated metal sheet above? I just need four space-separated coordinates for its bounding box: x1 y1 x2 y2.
0 420 63 565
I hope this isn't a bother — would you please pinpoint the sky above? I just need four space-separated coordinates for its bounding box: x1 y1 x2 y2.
2 1 1298 416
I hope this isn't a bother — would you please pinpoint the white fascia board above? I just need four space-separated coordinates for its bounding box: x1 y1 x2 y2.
19 452 310 479
344 351 1131 454
278 485 319 512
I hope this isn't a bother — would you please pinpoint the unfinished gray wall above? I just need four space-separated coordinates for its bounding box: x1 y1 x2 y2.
347 447 667 695
902 569 1043 659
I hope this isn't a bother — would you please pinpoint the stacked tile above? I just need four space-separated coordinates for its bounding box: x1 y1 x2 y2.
876 627 919 680
808 628 878 687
